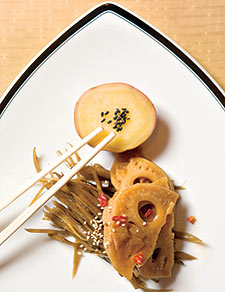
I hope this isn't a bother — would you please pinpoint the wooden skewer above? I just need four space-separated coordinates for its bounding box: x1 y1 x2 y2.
0 130 115 246
0 126 103 212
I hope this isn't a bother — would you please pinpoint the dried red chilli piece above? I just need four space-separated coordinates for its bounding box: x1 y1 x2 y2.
112 215 128 227
144 208 153 218
187 215 196 224
97 193 108 207
112 215 128 222
134 252 145 265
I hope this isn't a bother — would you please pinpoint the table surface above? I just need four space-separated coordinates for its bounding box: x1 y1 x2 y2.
0 0 225 99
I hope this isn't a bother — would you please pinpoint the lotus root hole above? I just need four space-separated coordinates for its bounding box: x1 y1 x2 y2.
138 201 156 222
152 248 161 262
133 177 152 184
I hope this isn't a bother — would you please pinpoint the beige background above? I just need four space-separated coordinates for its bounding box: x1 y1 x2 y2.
0 0 225 98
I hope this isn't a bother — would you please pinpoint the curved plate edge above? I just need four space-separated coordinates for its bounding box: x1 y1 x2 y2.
0 2 224 117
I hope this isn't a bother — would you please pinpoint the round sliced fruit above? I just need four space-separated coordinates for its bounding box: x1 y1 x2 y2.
74 83 157 153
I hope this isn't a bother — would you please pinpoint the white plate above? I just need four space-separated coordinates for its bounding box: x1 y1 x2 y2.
0 3 224 292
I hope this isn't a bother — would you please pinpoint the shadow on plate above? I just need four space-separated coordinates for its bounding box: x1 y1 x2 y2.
0 213 22 233
0 235 50 272
141 116 170 161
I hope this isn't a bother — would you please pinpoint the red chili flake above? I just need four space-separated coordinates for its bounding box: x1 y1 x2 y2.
98 193 108 207
134 252 145 265
112 215 128 227
187 215 196 224
144 208 153 218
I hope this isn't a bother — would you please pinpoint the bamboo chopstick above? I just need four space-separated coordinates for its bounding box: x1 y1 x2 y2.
0 129 115 246
0 126 103 212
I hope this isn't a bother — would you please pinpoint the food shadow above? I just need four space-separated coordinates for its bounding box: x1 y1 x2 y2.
0 214 50 272
0 235 50 272
141 116 170 160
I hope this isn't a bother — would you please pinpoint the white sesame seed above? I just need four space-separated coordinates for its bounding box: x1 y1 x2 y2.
80 244 84 248
84 247 87 251
116 221 120 225
86 236 90 240
83 221 87 225
108 206 112 209
136 229 139 232
121 223 126 227
143 222 147 226
77 251 82 256
103 250 106 254
97 203 101 207
104 241 110 249
100 207 104 210
98 212 102 216
107 221 111 226
112 228 115 232
107 209 111 213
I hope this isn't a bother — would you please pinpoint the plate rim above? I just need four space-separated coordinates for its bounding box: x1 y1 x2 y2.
0 1 224 117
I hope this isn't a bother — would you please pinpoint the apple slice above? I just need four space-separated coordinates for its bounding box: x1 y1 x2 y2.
74 83 157 153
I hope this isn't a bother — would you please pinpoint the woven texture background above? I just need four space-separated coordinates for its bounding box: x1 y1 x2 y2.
0 0 225 98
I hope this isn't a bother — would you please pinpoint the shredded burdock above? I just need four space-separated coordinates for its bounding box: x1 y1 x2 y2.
174 231 202 244
27 147 201 291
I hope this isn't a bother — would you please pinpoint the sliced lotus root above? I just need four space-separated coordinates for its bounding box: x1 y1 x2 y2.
110 150 139 190
110 159 129 190
111 156 174 191
102 177 169 230
103 177 175 279
102 183 179 280
110 157 177 279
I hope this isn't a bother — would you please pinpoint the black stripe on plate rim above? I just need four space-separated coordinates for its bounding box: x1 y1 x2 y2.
0 2 224 117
